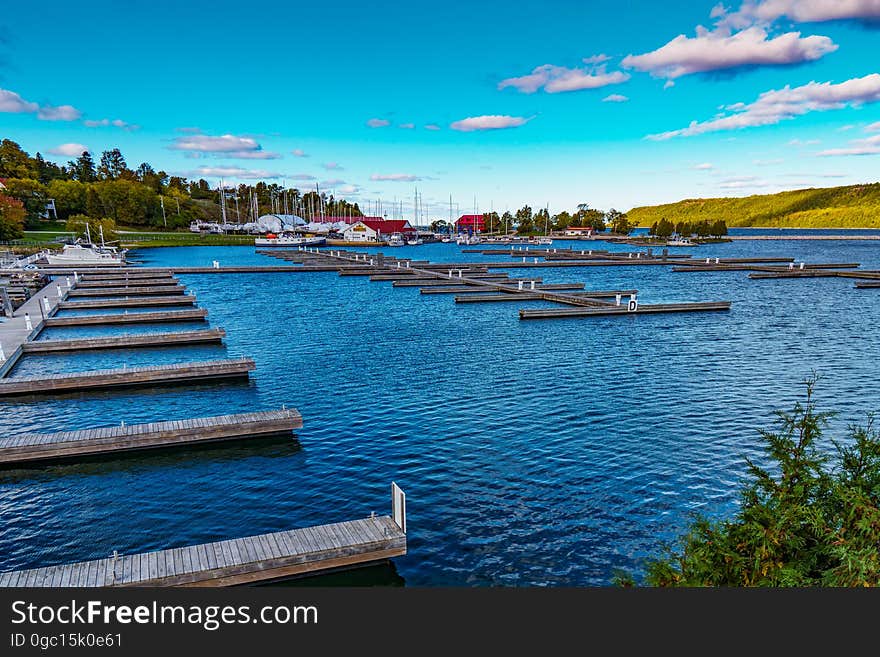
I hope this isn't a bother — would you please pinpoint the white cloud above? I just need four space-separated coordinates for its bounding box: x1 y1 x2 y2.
289 174 317 181
0 88 82 121
370 173 422 182
0 88 39 114
664 80 676 89
338 184 360 194
186 166 284 179
450 115 531 132
788 138 821 145
321 178 346 186
622 26 836 79
399 123 415 129
498 64 629 93
583 54 611 64
170 134 261 152
323 162 343 170
222 150 282 159
602 94 629 102
36 104 82 121
647 74 880 140
176 126 202 133
817 134 880 156
694 162 715 170
726 0 880 25
83 117 139 130
291 149 308 157
424 124 441 131
865 121 880 132
47 143 89 157
754 158 784 165
366 118 390 128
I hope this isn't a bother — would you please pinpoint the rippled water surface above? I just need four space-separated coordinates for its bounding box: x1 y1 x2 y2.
2 235 879 585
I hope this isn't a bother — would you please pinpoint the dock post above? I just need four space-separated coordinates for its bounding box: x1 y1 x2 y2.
715 257 720 264
370 259 374 266
522 257 526 263
391 482 406 534
66 277 71 287
73 271 78 282
706 258 711 263
534 258 538 263
588 250 592 255
615 293 622 306
57 285 63 299
212 260 220 269
518 281 523 290
42 297 50 314
457 269 462 278
530 281 535 290
25 313 32 330
799 262 805 270
628 252 632 259
789 262 794 270
0 343 5 362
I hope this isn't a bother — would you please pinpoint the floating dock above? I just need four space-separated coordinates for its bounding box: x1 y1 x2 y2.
519 302 732 320
44 308 207 326
59 296 197 309
0 515 405 586
0 358 255 396
0 483 407 587
21 329 226 353
0 409 301 465
67 285 187 297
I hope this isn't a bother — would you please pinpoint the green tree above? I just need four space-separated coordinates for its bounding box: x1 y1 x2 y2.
606 208 632 235
97 148 130 180
644 377 880 587
0 193 26 240
69 151 97 182
66 214 118 242
47 179 87 220
0 139 35 179
2 178 48 224
515 205 534 234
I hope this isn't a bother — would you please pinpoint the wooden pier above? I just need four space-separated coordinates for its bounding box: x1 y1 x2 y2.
519 301 732 319
0 514 406 586
74 278 180 288
67 285 187 297
44 308 207 326
0 358 255 396
855 281 880 288
59 296 197 310
0 409 301 465
21 329 226 353
420 283 586 294
260 248 733 321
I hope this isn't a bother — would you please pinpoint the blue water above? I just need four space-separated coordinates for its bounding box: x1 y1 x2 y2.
1 235 879 585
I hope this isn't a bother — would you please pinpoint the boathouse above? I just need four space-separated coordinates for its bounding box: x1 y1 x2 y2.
455 214 485 233
563 226 595 237
343 219 415 242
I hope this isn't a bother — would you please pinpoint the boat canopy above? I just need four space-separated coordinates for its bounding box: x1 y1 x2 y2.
254 214 307 233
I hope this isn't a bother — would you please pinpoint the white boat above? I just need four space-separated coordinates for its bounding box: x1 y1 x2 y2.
406 236 423 246
440 237 452 243
531 236 553 245
254 234 326 247
44 224 127 265
666 236 697 247
456 234 482 245
386 232 406 247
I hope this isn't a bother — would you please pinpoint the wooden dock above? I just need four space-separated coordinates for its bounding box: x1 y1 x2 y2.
855 281 880 288
21 329 226 353
59 296 196 310
67 285 187 297
0 358 255 396
0 514 406 586
74 278 180 288
519 302 732 319
44 308 207 326
0 409 301 465
420 283 586 294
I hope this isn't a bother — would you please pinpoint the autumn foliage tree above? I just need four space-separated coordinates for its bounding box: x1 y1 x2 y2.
0 193 26 240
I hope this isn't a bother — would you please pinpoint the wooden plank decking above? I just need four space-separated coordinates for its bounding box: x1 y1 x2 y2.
59 296 197 309
0 358 255 396
0 515 405 587
518 301 732 319
44 308 207 326
0 409 301 465
67 285 187 297
21 329 226 353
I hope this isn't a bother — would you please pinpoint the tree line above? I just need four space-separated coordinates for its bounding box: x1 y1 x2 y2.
648 218 728 239
0 139 363 241
432 204 633 235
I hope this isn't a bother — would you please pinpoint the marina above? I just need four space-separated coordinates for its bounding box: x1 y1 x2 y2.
1 235 879 587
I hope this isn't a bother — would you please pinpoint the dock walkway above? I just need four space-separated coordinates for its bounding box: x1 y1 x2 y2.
0 409 301 465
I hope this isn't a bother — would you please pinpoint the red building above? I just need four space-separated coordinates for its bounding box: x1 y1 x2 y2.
455 214 485 232
361 219 415 236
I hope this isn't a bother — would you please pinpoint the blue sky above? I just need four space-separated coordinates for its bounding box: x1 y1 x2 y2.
2 0 879 215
